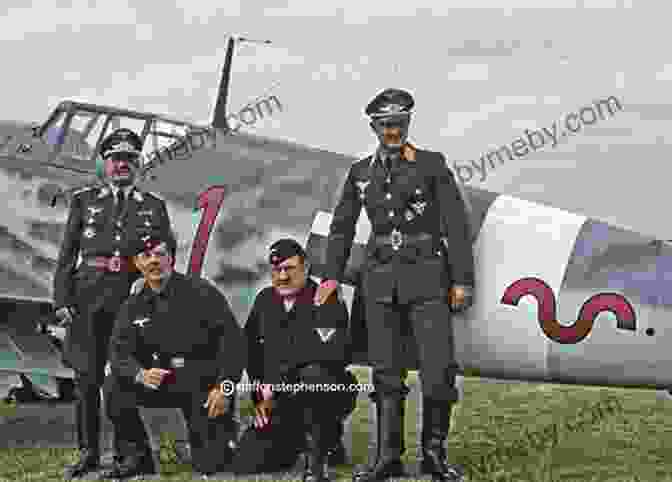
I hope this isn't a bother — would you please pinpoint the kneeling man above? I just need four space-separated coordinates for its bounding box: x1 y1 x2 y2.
102 228 246 478
232 239 357 482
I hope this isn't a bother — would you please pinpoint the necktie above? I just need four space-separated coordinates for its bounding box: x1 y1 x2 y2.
114 189 126 221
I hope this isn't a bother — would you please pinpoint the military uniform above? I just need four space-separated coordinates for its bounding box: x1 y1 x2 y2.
323 89 473 482
52 182 172 472
232 277 357 478
104 270 246 476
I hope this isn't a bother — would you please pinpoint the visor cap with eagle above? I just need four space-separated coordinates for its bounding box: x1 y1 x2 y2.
365 88 415 118
99 128 143 160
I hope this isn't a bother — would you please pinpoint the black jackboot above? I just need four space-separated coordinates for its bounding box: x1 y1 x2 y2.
420 398 465 482
352 395 405 482
327 419 347 465
63 388 100 479
303 431 330 482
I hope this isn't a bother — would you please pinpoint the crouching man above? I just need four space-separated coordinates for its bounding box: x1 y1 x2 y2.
101 227 246 478
231 239 358 482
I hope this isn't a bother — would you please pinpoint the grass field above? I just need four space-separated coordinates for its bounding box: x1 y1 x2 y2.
0 368 671 481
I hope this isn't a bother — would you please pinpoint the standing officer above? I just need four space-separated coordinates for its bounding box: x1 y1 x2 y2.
315 89 474 482
232 239 357 482
102 227 246 478
52 127 172 479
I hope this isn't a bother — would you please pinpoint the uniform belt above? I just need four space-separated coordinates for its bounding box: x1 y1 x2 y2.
152 353 213 369
373 231 433 250
83 256 133 272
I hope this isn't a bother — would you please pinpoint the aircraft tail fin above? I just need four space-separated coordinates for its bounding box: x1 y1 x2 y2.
210 36 236 132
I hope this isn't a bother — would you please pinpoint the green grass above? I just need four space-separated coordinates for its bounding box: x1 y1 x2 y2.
0 367 671 481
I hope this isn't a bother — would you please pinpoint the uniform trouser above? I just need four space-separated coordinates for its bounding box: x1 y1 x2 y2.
72 307 117 457
103 374 234 473
365 295 460 403
231 364 357 474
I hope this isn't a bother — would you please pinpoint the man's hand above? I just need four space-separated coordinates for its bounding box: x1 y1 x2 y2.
141 368 171 389
314 280 338 306
204 387 231 418
55 306 75 326
448 285 473 313
254 384 274 429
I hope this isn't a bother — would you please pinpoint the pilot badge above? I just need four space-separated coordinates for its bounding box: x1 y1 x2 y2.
83 227 96 238
355 180 370 200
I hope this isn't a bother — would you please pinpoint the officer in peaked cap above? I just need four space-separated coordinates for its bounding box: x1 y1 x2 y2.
315 88 475 482
53 127 174 479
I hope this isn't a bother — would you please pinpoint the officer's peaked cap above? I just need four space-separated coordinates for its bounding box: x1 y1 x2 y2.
365 88 414 118
268 238 306 266
100 128 143 159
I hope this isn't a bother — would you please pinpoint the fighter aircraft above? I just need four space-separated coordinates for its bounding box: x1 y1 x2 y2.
1 31 671 410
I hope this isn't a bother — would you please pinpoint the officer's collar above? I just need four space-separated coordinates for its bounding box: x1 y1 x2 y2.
371 143 416 166
98 183 143 202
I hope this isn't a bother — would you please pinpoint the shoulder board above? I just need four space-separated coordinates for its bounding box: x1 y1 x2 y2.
144 191 165 202
71 185 97 197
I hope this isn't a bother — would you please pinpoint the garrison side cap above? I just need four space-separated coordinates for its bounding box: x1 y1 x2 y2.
365 88 414 118
269 238 306 266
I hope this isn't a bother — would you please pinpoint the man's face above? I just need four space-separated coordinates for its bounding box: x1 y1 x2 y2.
371 115 410 149
133 242 174 284
271 255 307 296
104 153 138 185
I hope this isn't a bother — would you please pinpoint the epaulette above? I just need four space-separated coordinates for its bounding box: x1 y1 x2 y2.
71 185 97 197
144 190 165 202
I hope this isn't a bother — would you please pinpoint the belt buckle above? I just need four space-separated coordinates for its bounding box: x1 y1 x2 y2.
390 229 403 251
171 357 185 368
108 256 121 272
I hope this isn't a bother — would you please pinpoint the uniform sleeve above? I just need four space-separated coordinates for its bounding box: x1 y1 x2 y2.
206 283 246 386
108 300 144 380
434 154 475 287
243 296 264 384
312 291 352 365
157 199 172 232
53 193 83 309
324 166 362 281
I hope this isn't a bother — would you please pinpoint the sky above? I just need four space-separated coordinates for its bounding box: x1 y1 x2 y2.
1 0 670 239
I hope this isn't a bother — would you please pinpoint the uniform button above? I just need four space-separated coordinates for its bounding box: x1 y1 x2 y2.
114 235 121 241
388 211 394 218
385 193 392 200
113 250 120 256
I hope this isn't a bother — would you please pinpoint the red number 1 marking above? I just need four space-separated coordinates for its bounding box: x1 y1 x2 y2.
188 186 226 277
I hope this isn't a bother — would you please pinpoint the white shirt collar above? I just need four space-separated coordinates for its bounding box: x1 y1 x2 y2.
109 183 134 198
283 298 295 312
